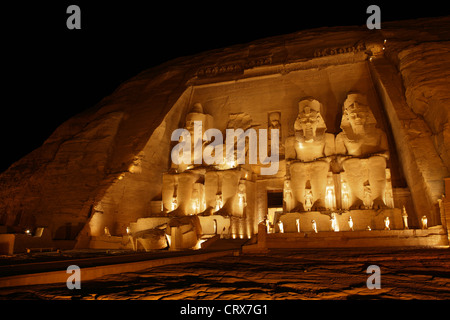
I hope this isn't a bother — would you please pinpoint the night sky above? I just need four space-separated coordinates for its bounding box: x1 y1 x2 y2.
2 1 448 172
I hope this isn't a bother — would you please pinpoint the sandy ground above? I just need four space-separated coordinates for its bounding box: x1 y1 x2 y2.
0 248 449 300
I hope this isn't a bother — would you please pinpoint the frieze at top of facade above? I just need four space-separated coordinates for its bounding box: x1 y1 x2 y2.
195 56 273 78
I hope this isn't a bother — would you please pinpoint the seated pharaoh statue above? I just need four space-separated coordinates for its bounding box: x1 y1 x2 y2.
285 98 335 211
165 103 213 216
335 93 390 209
171 102 214 172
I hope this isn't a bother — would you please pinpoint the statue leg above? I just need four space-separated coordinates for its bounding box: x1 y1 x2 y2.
162 173 176 211
205 171 219 210
222 170 241 215
342 158 368 209
290 162 308 211
310 161 329 210
177 172 199 215
368 156 387 209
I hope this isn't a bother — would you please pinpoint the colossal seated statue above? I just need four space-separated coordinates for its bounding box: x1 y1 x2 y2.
165 103 213 215
172 102 214 172
286 98 335 211
335 93 390 209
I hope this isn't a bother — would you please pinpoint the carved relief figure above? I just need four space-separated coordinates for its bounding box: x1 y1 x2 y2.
283 179 294 212
363 183 373 209
336 93 389 209
421 215 428 229
296 218 301 233
215 194 223 212
171 185 178 211
304 188 313 211
385 169 394 208
277 220 284 233
402 206 409 229
341 176 350 210
384 216 390 230
237 182 247 216
325 173 336 210
348 216 354 231
268 112 283 155
311 220 318 233
191 187 200 214
330 212 339 232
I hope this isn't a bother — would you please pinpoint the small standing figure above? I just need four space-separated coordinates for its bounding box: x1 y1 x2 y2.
284 179 294 212
384 216 390 230
191 188 200 214
421 215 428 229
305 189 314 211
296 219 301 233
266 219 271 233
363 184 373 209
330 212 339 232
311 220 318 233
237 183 247 216
402 206 409 229
385 169 394 208
278 220 284 233
268 112 282 155
325 174 336 210
171 197 178 211
341 180 350 210
215 194 223 212
348 216 354 231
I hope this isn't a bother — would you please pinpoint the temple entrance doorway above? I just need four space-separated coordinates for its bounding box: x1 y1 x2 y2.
267 190 283 232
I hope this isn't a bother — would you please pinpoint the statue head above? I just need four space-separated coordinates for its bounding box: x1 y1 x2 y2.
185 103 204 134
341 93 377 135
295 98 327 141
284 179 291 189
269 112 281 128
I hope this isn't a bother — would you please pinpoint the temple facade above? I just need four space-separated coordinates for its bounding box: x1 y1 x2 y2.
1 17 449 253
87 54 448 250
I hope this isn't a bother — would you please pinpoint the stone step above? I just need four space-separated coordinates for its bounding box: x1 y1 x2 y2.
205 238 250 251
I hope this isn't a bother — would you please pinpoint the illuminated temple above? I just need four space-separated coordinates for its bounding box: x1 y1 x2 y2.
1 17 450 253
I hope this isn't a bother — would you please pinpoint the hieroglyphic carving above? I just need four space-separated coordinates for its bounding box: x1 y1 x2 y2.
196 56 272 78
314 43 366 58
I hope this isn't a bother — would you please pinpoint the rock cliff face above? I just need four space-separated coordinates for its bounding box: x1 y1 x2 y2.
0 17 449 243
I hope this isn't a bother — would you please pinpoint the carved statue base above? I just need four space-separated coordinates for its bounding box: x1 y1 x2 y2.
278 208 403 233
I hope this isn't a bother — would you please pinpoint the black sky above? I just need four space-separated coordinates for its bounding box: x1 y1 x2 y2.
2 1 449 172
